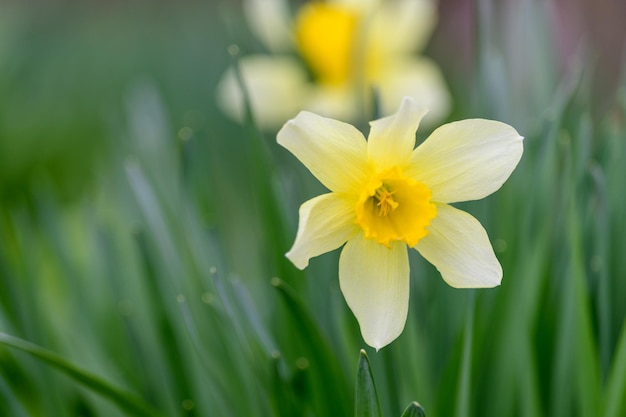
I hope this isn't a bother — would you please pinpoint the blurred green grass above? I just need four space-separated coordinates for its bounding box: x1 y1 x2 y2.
1 1 626 416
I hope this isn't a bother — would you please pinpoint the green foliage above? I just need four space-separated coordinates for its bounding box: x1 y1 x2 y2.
1 1 626 417
356 350 382 417
400 402 426 417
0 332 164 417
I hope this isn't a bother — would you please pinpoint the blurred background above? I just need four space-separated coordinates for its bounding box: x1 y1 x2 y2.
1 0 626 416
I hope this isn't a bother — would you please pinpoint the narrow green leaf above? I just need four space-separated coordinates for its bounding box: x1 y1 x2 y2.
455 291 475 417
355 349 382 417
603 319 626 417
227 43 256 128
568 195 601 416
400 401 426 417
269 351 299 417
589 162 612 378
0 332 165 417
272 278 351 416
0 376 29 417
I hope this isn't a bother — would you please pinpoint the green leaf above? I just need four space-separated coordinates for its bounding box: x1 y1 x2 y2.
272 278 351 416
0 332 165 417
400 402 426 417
603 319 626 417
355 349 382 417
455 291 475 417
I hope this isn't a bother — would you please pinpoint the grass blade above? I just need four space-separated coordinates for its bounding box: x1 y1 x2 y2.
0 332 165 417
401 401 427 417
272 277 351 416
603 320 626 417
455 291 475 417
356 349 382 417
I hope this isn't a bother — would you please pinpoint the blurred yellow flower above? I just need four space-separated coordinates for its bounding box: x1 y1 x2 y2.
278 97 523 349
218 0 450 129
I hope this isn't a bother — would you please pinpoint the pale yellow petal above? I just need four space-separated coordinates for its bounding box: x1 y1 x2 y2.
286 193 358 269
370 0 437 54
216 55 307 129
277 111 369 193
339 234 409 350
416 204 502 288
367 96 427 171
377 58 451 126
407 119 523 203
244 0 293 52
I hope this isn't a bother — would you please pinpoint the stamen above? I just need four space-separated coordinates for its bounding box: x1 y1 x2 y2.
375 185 398 216
355 172 436 247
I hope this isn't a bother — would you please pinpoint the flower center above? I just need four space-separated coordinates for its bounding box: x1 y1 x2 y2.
294 3 381 86
355 170 437 247
374 185 398 216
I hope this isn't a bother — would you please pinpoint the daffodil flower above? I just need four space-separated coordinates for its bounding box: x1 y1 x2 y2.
218 0 450 129
278 97 523 350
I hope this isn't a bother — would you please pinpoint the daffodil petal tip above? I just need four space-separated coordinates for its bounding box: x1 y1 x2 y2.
284 194 357 270
366 96 428 170
407 119 524 203
416 204 503 288
339 235 410 350
285 251 308 270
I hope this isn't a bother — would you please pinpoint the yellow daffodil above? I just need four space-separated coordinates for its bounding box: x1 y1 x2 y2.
278 97 523 350
218 0 450 129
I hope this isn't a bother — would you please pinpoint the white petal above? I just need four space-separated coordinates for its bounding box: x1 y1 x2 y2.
407 119 523 203
377 58 451 126
367 96 427 171
286 193 358 269
216 55 307 129
369 0 437 54
277 111 369 193
244 0 293 52
416 204 502 288
339 234 409 350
